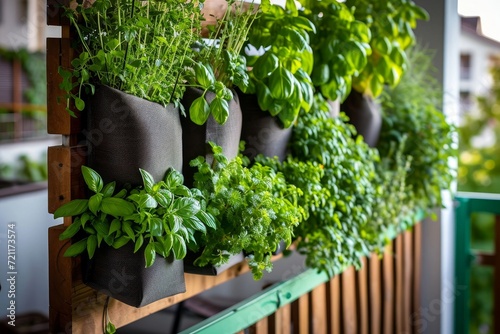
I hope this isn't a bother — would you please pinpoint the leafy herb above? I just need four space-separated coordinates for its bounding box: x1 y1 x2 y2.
59 0 202 116
290 102 379 277
55 166 215 267
190 142 304 279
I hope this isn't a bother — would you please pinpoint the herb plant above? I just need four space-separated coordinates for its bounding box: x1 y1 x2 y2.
59 0 202 116
186 0 259 125
55 166 215 267
377 46 456 211
242 0 315 128
299 0 371 101
190 142 304 280
290 103 379 277
344 0 429 97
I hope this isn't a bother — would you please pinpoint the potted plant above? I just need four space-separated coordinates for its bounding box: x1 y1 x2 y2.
188 142 305 280
54 166 216 307
377 46 456 212
180 0 259 186
340 0 429 147
58 0 203 186
238 0 315 161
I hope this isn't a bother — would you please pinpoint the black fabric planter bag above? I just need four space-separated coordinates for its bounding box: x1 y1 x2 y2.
340 89 382 147
86 85 183 187
82 243 186 307
183 251 245 276
237 90 292 162
180 87 242 187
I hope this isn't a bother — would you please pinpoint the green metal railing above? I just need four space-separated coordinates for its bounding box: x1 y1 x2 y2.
454 192 500 334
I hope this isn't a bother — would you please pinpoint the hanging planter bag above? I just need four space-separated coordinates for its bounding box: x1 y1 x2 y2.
86 85 183 187
341 89 382 147
82 243 186 308
237 90 292 162
180 87 242 187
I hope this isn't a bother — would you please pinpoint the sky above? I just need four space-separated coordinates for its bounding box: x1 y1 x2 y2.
458 0 500 42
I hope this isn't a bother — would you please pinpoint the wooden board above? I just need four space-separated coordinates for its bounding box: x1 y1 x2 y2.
357 257 369 334
369 253 382 334
310 283 328 334
328 276 341 334
383 243 394 334
292 294 309 334
341 267 357 334
403 230 413 332
395 235 404 334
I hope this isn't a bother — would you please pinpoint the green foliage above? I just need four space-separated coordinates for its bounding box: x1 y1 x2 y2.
243 0 315 128
190 142 304 280
59 0 202 116
56 166 215 267
344 0 429 97
299 0 371 101
186 0 259 125
290 103 379 277
0 153 48 183
377 46 456 211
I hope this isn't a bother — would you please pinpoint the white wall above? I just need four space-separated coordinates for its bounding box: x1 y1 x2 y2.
0 189 62 316
414 1 460 334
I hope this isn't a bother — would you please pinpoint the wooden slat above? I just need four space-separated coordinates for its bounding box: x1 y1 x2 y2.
249 316 268 334
268 305 290 334
310 283 328 334
356 258 369 334
369 253 382 334
382 244 394 334
341 267 357 334
474 252 496 266
328 276 341 334
412 222 422 321
49 225 73 333
403 231 413 332
47 38 80 134
494 215 500 333
47 145 87 214
395 235 404 334
292 293 309 334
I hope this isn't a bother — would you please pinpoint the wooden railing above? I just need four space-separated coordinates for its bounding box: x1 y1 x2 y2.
454 192 500 334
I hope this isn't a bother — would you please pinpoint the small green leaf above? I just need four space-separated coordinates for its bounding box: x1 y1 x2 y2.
145 242 156 267
122 221 136 242
109 219 121 235
184 216 206 234
252 53 279 80
81 166 104 193
173 198 201 218
150 217 163 237
59 218 82 240
54 199 89 219
164 168 184 188
189 96 210 125
88 193 103 215
134 234 144 253
210 97 229 125
269 67 294 100
172 234 187 260
75 98 85 111
101 197 135 217
87 235 97 259
163 234 173 255
194 63 215 88
140 169 155 192
112 236 130 249
197 211 217 229
63 238 88 257
105 321 116 334
102 182 116 198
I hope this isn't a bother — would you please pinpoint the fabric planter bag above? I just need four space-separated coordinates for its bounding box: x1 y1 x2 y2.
82 243 186 308
86 85 183 187
340 89 382 147
180 87 242 187
237 90 292 162
183 251 245 276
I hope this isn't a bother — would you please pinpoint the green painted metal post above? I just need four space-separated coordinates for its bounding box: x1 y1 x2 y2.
454 196 471 334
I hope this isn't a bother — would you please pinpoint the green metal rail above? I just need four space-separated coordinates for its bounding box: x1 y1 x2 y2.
454 192 500 334
179 268 329 334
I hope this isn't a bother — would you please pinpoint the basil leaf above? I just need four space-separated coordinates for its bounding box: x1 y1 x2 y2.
54 199 89 219
81 166 103 193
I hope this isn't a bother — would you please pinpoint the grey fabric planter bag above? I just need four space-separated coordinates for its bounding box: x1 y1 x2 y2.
237 89 292 162
183 251 245 276
180 87 242 187
82 243 186 308
86 85 183 187
340 89 382 147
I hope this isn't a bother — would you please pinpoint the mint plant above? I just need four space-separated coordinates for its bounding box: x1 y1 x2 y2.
59 0 202 116
55 166 215 267
190 143 304 279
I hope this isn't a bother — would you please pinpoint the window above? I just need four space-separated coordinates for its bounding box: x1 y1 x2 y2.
460 91 473 115
460 53 472 80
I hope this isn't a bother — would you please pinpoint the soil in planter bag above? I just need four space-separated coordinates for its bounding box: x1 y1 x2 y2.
86 85 183 187
237 89 292 162
82 243 186 307
180 87 242 187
